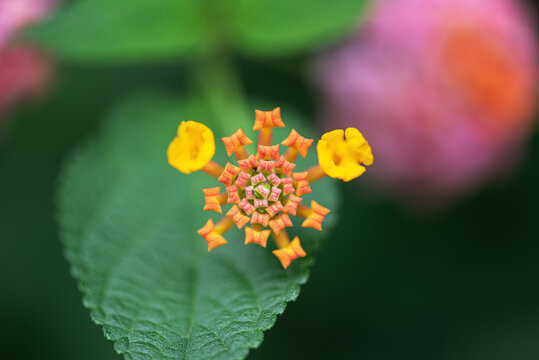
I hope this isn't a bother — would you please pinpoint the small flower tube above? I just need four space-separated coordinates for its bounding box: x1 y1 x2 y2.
272 236 306 269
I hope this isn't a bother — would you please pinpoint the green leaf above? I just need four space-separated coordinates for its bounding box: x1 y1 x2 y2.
30 0 367 62
229 0 368 56
58 94 338 359
29 0 208 63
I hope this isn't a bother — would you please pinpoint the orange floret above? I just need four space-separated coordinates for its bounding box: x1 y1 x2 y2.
256 145 280 160
293 172 312 196
272 236 307 269
281 177 295 195
281 129 314 159
266 201 284 217
226 205 250 229
234 171 250 188
268 213 293 234
282 194 302 216
253 107 285 131
202 186 222 213
221 129 253 157
251 211 270 227
237 154 258 172
257 159 275 172
245 227 271 248
226 185 240 203
217 162 240 186
197 218 228 251
301 200 331 231
275 155 296 176
238 198 255 215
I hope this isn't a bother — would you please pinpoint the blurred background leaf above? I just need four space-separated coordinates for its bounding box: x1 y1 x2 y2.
227 0 368 56
29 0 209 63
29 0 368 63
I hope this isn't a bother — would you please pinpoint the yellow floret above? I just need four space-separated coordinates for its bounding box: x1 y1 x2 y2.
167 121 215 174
317 128 373 182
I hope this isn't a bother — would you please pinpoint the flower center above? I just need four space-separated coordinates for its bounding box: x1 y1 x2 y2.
246 170 283 213
255 181 271 199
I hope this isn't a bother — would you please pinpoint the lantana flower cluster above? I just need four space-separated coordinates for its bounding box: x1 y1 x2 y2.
168 107 373 269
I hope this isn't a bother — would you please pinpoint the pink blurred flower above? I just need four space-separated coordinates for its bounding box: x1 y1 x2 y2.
0 0 54 137
0 44 51 116
314 0 538 205
0 0 55 48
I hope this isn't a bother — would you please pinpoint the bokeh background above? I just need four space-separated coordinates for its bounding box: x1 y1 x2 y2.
1 0 538 359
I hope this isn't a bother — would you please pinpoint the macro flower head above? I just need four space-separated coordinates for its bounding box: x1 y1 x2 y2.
168 107 372 268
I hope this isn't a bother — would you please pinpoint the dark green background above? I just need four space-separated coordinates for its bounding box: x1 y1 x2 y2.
1 56 538 360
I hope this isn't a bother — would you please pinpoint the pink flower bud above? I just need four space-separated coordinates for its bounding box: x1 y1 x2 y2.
234 171 250 188
251 172 266 186
268 187 282 202
267 173 281 186
245 186 255 200
254 199 269 209
256 184 271 199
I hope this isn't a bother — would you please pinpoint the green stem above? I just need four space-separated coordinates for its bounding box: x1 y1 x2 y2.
193 54 252 135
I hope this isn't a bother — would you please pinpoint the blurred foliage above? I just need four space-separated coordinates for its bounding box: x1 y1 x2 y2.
30 0 367 62
226 0 368 56
28 0 207 62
